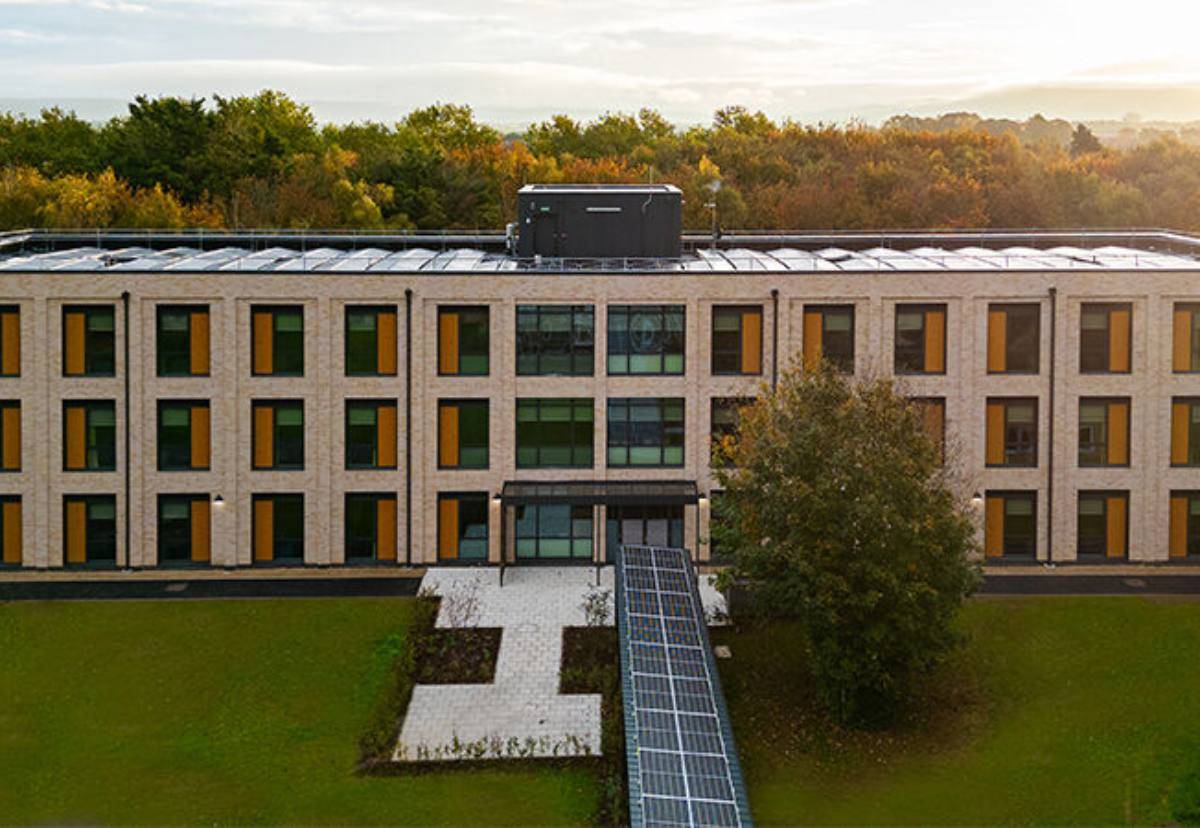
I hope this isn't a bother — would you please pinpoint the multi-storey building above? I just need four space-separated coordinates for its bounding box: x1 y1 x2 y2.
1 184 1200 571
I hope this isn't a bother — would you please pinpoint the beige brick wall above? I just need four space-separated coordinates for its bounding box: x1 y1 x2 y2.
0 265 1197 569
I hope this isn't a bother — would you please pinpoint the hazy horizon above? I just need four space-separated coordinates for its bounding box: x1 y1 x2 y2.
3 0 1200 126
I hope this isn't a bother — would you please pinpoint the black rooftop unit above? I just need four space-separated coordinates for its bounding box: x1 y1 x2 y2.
516 184 682 260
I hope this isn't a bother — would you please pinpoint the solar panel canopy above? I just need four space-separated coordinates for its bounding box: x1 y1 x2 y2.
616 544 753 828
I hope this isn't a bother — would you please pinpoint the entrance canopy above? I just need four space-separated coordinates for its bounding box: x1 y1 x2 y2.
499 480 700 507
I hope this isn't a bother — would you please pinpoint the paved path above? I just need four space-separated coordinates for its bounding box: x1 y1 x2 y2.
394 566 612 762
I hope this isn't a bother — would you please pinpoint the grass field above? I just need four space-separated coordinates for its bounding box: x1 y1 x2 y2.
716 597 1200 826
0 599 598 825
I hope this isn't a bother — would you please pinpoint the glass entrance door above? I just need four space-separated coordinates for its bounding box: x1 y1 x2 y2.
606 504 684 554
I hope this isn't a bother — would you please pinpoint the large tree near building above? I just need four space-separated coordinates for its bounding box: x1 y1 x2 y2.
713 361 980 728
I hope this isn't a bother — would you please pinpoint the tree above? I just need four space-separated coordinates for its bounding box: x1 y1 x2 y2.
1070 124 1104 158
713 362 980 727
101 95 214 200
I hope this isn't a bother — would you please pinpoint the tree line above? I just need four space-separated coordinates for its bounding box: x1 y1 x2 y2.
3 90 1200 232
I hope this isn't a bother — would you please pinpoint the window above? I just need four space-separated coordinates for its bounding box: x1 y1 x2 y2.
711 305 763 375
252 306 303 376
345 306 398 376
157 494 210 565
63 401 116 471
252 494 304 563
0 401 19 471
607 398 684 467
803 305 855 372
984 491 1036 558
252 400 304 470
438 400 489 469
987 303 1040 374
438 492 488 561
607 504 684 550
1172 303 1200 373
516 398 593 468
0 306 19 376
157 401 210 471
1169 491 1200 558
911 397 946 464
156 305 210 377
607 305 684 375
438 306 489 376
516 305 594 376
1079 303 1131 374
1172 398 1200 467
894 304 946 374
1079 398 1130 467
515 504 593 560
1077 492 1128 559
711 397 754 466
345 493 398 562
986 398 1038 467
0 495 21 566
63 305 115 376
64 495 116 565
345 400 398 469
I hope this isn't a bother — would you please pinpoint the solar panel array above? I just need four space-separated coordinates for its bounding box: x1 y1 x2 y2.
616 544 753 828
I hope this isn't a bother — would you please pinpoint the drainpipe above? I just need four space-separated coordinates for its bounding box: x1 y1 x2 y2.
770 288 779 389
121 290 131 570
1046 286 1057 566
404 288 413 568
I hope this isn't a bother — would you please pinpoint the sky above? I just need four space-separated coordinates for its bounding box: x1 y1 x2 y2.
2 0 1200 126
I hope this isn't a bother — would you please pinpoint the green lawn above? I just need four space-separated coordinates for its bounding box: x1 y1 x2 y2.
0 599 598 825
716 597 1200 826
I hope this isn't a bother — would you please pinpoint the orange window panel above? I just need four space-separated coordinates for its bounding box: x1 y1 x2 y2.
1106 496 1127 558
64 311 86 375
2 500 21 564
1170 495 1189 558
803 310 823 371
439 404 459 467
191 404 211 469
740 310 762 374
1108 402 1129 465
190 500 211 563
377 404 397 468
253 499 274 561
984 497 1004 557
987 309 1007 372
65 405 87 470
1172 402 1190 465
1 405 18 470
377 311 398 375
377 497 397 561
252 311 273 374
985 403 1005 465
439 312 459 375
1174 308 1193 372
1109 308 1130 372
253 405 274 469
65 500 87 563
1 310 19 375
924 309 945 373
190 311 210 375
438 497 459 560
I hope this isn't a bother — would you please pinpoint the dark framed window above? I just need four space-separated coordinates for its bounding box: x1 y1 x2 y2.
64 494 117 565
516 398 593 468
986 398 1038 467
1173 303 1200 373
157 494 210 565
438 492 488 561
803 305 855 372
438 306 489 376
1 306 20 376
252 493 304 562
438 400 489 469
1170 491 1200 558
607 305 684 375
0 400 19 471
0 495 22 566
607 398 685 467
606 504 685 551
987 303 1040 374
345 306 398 376
252 400 304 470
985 491 1036 558
1080 303 1131 374
157 400 210 471
516 305 594 376
345 493 398 562
894 304 946 374
252 306 304 376
911 397 946 464
710 397 754 466
345 400 398 470
156 305 210 377
63 305 115 377
515 504 593 560
1077 491 1128 559
63 401 116 471
1079 398 1130 467
711 305 763 375
1171 398 1200 467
